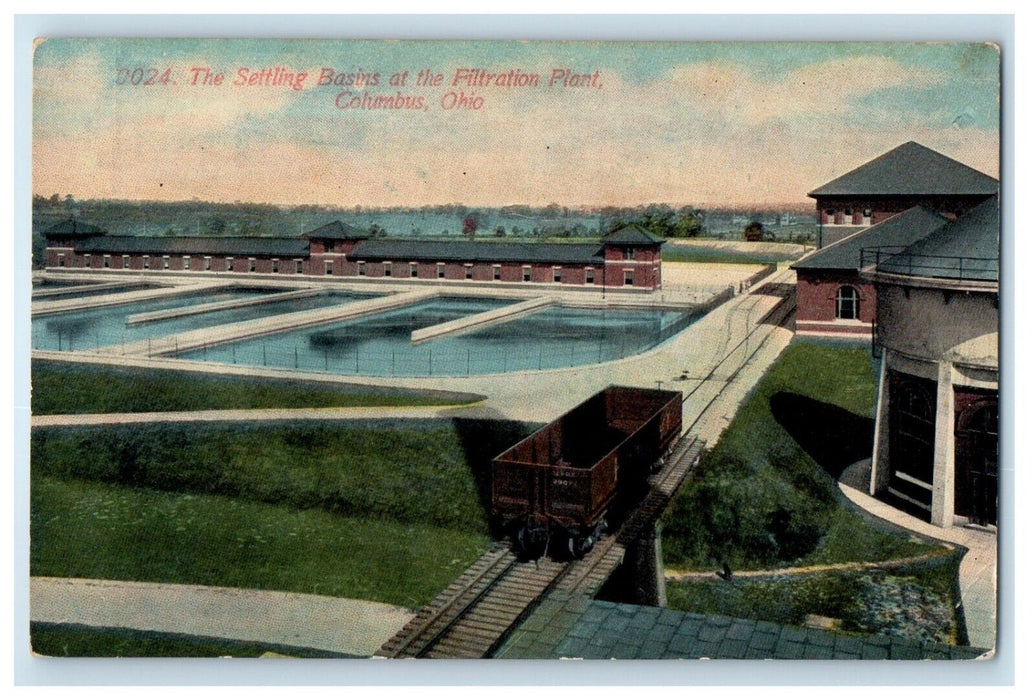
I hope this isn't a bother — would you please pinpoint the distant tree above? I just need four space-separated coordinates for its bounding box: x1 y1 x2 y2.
370 224 387 238
462 215 478 239
494 226 506 237
673 208 703 238
743 221 765 241
205 218 227 235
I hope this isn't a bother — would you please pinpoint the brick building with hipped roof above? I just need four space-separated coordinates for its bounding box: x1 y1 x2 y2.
792 142 999 337
42 220 665 290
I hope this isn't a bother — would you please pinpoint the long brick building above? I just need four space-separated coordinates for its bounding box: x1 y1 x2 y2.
43 220 664 290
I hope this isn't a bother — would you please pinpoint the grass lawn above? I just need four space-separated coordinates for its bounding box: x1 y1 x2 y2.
31 360 479 415
662 341 941 571
32 476 488 608
31 419 532 608
666 555 964 645
30 623 348 658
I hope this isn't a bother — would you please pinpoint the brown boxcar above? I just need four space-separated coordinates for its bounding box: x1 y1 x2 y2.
491 386 682 558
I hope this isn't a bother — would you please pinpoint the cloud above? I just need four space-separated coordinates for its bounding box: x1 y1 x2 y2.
669 55 948 125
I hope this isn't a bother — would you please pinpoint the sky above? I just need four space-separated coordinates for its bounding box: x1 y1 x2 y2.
32 38 1001 209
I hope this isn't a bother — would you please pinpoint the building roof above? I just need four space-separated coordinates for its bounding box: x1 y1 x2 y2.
792 206 948 272
304 220 370 240
808 142 999 198
349 239 605 265
73 235 310 258
877 196 999 282
41 219 107 237
496 597 986 660
602 224 666 246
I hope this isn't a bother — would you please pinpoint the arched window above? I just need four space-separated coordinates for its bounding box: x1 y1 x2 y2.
835 285 860 320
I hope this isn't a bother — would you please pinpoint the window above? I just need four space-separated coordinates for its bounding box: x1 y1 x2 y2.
325 260 333 275
835 285 860 320
410 262 418 278
493 265 501 281
103 255 111 268
585 268 594 284
204 256 212 271
183 256 191 270
358 261 366 276
624 247 635 261
522 266 531 282
553 267 562 283
383 262 392 277
249 258 257 273
122 255 130 269
624 269 634 286
465 264 473 280
437 263 445 279
225 257 234 272
84 254 91 267
163 256 170 270
272 259 279 273
57 253 65 267
862 208 873 226
143 255 150 269
825 209 836 224
295 259 303 274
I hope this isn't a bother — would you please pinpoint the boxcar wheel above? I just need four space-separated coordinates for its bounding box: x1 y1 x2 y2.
567 534 594 559
517 524 549 559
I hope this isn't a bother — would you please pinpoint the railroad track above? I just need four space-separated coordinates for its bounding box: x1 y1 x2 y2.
378 282 790 660
376 435 705 659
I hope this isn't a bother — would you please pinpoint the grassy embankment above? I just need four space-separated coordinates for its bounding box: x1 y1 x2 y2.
30 623 343 658
661 342 964 642
31 419 532 611
31 360 480 414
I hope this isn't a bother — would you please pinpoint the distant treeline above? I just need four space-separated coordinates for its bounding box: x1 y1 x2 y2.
29 195 813 267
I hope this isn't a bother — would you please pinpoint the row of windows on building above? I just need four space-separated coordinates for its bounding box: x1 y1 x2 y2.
823 208 874 226
58 253 641 286
61 253 305 273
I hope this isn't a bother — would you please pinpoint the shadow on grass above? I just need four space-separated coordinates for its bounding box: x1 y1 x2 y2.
451 415 538 538
770 392 874 480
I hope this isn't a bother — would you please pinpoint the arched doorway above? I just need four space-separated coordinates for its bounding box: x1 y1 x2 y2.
956 399 998 526
887 373 936 513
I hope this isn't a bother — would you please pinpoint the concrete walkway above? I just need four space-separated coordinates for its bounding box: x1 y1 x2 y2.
30 577 414 657
126 287 323 325
30 404 491 428
838 459 997 651
104 288 438 358
31 280 229 316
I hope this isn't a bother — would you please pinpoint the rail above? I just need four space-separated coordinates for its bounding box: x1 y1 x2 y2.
859 246 998 281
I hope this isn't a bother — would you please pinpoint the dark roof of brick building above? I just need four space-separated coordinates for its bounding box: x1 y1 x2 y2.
73 235 310 258
496 596 987 661
41 219 107 237
877 196 999 282
602 225 666 246
349 239 605 265
304 220 370 240
792 206 949 272
808 142 999 198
